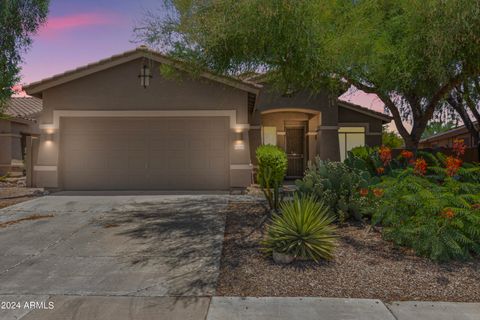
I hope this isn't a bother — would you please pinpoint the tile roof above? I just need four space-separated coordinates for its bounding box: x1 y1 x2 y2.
3 97 43 121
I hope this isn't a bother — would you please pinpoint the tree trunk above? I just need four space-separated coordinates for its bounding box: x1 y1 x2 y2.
447 95 480 145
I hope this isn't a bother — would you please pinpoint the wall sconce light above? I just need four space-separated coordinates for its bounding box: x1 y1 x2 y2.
139 64 152 88
45 133 53 141
234 131 243 142
234 131 245 150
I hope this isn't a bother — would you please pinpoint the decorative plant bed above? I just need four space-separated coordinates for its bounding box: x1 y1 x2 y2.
217 201 480 302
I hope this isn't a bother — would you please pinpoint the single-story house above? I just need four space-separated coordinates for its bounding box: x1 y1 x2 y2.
23 46 391 190
0 97 42 176
419 123 479 149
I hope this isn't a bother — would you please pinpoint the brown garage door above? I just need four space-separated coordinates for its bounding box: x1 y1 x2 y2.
60 117 230 190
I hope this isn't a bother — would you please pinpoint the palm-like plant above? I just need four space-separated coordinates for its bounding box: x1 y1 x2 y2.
263 194 337 262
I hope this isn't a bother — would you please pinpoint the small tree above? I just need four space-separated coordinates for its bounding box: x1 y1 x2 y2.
382 128 403 149
256 145 287 212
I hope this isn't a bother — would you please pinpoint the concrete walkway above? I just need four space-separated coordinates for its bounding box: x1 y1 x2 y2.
2 296 479 319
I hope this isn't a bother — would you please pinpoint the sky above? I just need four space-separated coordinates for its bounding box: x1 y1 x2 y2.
19 0 388 122
20 0 165 85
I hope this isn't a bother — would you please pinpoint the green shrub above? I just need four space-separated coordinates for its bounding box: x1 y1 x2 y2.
256 145 288 211
349 146 377 161
382 130 403 148
262 194 337 262
296 158 370 221
370 175 480 261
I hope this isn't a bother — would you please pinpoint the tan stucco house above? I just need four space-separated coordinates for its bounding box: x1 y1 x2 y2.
0 97 42 176
23 47 391 190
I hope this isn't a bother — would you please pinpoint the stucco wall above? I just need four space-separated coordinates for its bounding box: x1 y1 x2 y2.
255 86 333 119
39 59 249 125
338 106 384 133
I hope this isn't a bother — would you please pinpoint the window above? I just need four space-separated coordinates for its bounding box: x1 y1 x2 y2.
338 127 366 161
262 126 277 145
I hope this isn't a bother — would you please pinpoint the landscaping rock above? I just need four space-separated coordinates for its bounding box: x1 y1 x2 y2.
272 251 294 264
217 201 480 302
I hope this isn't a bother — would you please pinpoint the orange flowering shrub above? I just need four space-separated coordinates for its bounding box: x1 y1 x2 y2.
441 208 456 219
376 167 385 175
445 156 462 177
379 146 392 166
359 188 369 197
372 188 384 197
453 139 466 157
414 158 427 176
400 150 414 159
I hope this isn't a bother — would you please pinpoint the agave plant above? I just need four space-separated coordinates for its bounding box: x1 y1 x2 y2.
262 194 337 262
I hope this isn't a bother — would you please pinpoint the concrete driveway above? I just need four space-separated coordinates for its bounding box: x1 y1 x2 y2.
0 194 229 319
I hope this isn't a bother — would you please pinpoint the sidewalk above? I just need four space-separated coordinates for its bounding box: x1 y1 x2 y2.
206 297 480 320
3 296 479 320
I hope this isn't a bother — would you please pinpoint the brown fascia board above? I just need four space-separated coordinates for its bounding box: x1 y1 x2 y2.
24 47 261 98
420 126 469 143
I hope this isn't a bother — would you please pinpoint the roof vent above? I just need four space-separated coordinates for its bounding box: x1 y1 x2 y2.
137 45 149 50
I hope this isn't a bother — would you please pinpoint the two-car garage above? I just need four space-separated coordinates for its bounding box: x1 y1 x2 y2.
24 47 257 190
60 117 230 190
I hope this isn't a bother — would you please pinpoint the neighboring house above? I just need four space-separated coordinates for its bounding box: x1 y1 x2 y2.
0 97 42 176
419 123 479 149
23 46 391 190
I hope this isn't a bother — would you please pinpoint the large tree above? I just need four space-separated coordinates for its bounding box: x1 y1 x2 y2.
136 0 480 148
0 0 49 112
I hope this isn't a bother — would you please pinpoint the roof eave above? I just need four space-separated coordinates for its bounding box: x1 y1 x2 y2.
24 48 261 96
337 100 392 122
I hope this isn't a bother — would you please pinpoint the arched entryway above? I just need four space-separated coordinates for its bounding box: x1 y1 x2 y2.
260 108 321 178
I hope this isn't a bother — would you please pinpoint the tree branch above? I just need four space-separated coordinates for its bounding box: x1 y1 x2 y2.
345 78 411 143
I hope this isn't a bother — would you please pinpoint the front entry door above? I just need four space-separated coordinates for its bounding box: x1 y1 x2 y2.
285 126 306 178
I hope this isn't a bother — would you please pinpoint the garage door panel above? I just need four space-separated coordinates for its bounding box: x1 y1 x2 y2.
150 136 170 149
61 117 229 190
210 136 228 151
189 137 208 150
149 153 169 169
84 154 107 171
189 155 209 170
109 134 130 149
104 150 129 171
209 156 228 171
167 152 188 171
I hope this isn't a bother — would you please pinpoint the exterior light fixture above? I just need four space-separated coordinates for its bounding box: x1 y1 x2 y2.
139 64 152 88
234 131 245 150
234 131 244 142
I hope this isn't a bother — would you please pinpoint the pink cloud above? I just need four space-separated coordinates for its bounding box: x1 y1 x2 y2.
339 86 385 112
38 13 121 38
11 85 27 97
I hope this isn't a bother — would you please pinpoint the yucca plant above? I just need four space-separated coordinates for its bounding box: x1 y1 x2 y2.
262 194 337 262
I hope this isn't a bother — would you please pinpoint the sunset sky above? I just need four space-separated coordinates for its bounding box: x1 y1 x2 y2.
20 0 385 113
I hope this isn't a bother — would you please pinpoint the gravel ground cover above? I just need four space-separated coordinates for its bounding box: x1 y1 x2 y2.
217 201 480 302
0 177 46 209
